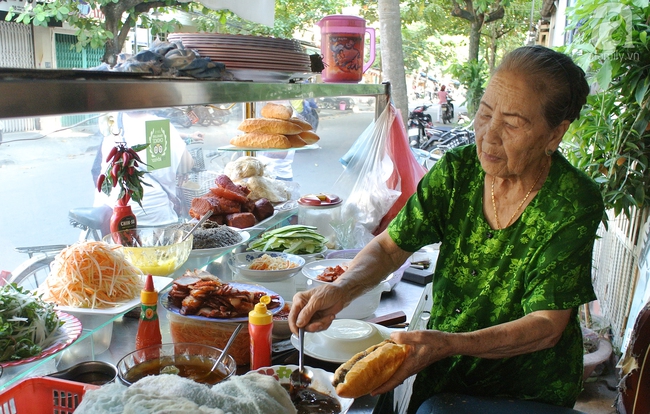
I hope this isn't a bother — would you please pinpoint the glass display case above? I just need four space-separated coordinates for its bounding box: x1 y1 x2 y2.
0 69 390 388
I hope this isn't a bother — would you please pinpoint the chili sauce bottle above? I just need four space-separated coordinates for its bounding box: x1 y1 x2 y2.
249 295 273 370
135 274 162 351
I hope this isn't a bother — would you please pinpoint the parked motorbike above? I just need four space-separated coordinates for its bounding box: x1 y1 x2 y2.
189 105 231 126
408 104 438 148
153 107 192 128
441 96 455 124
426 124 476 160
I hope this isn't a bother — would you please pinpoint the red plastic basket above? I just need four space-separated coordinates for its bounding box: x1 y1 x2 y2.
0 377 99 414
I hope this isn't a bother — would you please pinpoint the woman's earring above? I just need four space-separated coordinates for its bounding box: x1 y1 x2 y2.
545 149 554 156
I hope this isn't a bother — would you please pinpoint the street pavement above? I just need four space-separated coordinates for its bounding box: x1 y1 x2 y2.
0 106 375 272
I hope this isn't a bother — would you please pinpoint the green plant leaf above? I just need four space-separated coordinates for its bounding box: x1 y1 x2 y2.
596 60 613 90
635 76 649 107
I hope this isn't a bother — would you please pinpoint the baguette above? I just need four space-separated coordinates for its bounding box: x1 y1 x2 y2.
332 340 407 399
260 102 292 120
299 130 320 145
238 118 302 135
230 132 292 149
287 116 314 131
286 134 307 148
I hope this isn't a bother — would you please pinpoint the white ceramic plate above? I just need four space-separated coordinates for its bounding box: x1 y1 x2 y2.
301 258 352 283
0 311 82 368
54 275 173 315
290 319 391 363
252 364 353 413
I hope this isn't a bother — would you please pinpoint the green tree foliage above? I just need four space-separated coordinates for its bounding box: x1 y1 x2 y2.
224 0 347 38
482 0 534 71
448 59 487 116
562 0 650 219
4 0 352 65
4 0 227 65
447 0 510 62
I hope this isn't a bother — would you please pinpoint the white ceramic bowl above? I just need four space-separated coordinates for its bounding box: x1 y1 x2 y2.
302 259 390 319
182 230 251 272
301 258 352 282
253 364 354 413
290 319 391 363
325 249 410 290
228 252 305 282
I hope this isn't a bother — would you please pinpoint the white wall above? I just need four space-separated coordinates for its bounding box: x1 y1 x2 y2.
549 0 570 47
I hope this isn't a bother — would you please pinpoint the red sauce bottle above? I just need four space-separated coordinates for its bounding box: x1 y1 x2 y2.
110 204 137 233
249 295 273 370
135 274 162 351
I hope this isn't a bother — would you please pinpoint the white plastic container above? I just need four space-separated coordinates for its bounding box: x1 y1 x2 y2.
297 193 342 249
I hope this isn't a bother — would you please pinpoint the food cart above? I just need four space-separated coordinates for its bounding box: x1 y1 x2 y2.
0 68 437 413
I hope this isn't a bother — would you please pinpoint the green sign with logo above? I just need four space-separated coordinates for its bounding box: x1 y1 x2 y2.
145 119 171 171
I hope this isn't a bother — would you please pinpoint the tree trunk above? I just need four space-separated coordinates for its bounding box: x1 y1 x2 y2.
488 26 497 73
468 17 483 62
377 0 408 128
102 3 122 66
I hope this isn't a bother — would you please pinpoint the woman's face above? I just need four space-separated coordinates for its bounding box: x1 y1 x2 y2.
474 71 563 179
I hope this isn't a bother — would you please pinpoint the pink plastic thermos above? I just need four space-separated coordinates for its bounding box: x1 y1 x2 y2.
317 15 376 83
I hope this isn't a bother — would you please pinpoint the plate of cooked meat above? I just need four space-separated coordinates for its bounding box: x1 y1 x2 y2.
160 271 284 323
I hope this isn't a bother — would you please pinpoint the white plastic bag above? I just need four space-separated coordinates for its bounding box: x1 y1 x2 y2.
332 105 401 248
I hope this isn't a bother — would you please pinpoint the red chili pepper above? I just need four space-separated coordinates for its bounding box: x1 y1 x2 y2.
122 151 131 166
97 174 105 192
105 146 118 163
127 148 143 163
111 164 120 187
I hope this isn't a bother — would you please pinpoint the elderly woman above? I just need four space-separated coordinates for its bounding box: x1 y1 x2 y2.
289 45 604 411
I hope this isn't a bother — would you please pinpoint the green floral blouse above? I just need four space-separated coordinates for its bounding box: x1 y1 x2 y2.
387 145 604 412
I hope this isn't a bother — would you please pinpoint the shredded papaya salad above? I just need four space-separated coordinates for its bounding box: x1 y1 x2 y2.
0 283 64 362
38 241 144 309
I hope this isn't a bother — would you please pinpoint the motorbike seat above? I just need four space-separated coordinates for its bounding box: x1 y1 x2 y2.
416 393 587 414
68 205 113 240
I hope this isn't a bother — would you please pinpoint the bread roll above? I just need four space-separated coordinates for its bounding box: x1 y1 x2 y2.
332 340 407 399
230 132 291 149
299 130 320 145
238 118 302 135
260 103 292 120
286 134 307 148
287 117 313 131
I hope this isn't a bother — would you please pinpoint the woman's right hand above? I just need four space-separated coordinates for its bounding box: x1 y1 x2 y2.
289 283 350 334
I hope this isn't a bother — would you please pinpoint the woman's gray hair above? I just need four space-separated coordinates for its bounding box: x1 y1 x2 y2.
495 45 589 128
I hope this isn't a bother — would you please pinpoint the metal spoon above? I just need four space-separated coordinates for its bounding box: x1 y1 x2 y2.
199 323 242 381
290 327 313 390
182 210 213 242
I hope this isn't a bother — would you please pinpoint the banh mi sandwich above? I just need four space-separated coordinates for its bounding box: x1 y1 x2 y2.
332 339 407 398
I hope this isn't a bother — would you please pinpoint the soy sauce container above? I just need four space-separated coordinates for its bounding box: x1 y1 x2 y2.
297 193 342 249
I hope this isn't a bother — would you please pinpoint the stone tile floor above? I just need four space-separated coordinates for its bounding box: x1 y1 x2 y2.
574 357 619 414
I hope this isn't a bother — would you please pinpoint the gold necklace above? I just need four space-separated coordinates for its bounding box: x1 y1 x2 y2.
491 167 545 230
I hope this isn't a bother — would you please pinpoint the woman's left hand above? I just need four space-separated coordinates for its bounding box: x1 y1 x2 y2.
370 329 452 396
